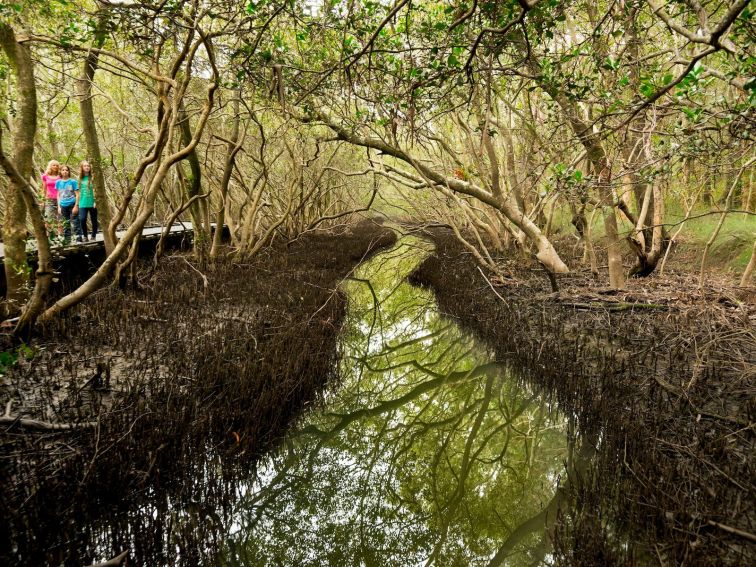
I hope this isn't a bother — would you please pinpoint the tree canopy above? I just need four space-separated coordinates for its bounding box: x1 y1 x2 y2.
0 0 753 328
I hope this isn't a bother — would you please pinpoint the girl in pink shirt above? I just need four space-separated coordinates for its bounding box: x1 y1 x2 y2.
41 160 60 221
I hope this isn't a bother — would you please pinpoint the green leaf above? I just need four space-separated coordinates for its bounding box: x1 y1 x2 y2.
0 350 18 375
602 57 619 71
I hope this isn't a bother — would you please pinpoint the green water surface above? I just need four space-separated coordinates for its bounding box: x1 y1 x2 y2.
222 234 571 566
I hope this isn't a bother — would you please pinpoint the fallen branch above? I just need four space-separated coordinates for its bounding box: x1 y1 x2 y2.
0 415 97 431
707 520 756 543
477 266 509 304
181 257 209 290
559 301 668 312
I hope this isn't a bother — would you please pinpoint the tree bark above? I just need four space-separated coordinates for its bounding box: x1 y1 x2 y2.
178 100 210 265
0 128 53 336
0 23 37 316
623 6 656 252
526 58 625 287
77 11 115 254
210 93 242 259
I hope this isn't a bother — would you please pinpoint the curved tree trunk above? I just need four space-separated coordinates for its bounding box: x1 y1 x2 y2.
0 138 53 336
621 14 670 280
519 33 625 287
78 11 115 254
0 28 51 334
178 100 210 265
0 23 37 317
534 81 625 287
210 94 242 259
41 50 219 320
306 109 569 274
623 6 659 264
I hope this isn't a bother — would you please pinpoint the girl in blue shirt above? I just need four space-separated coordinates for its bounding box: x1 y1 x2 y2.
55 165 79 243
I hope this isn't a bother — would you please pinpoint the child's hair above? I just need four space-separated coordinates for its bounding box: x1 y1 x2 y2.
79 160 92 180
59 164 71 177
45 160 60 175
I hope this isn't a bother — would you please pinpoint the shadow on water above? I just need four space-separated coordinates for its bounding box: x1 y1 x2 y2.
221 234 583 566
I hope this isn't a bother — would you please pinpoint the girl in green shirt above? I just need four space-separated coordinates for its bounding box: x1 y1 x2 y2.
76 161 98 241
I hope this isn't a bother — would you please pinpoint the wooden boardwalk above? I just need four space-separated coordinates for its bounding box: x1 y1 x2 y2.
0 223 195 260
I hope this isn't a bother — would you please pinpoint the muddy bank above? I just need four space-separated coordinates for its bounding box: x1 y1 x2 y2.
409 227 755 565
0 220 395 566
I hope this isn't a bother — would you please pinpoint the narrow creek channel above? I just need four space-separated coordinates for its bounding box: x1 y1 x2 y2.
221 233 576 565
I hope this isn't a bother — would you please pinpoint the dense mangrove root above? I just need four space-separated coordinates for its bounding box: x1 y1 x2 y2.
411 228 755 564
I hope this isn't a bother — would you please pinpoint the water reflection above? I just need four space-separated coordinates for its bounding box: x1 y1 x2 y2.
222 235 570 566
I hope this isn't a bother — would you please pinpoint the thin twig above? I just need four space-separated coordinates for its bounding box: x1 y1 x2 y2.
477 266 508 304
181 257 209 290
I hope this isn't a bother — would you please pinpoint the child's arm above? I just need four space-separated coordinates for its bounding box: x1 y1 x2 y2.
73 180 80 212
55 180 62 213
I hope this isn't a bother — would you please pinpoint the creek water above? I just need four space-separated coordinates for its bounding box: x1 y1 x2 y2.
221 234 574 566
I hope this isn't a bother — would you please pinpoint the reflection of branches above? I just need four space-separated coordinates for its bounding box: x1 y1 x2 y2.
240 446 300 529
378 323 453 355
486 486 568 566
424 373 495 566
356 347 477 382
298 362 501 440
348 276 381 358
388 400 468 474
357 415 392 546
229 234 572 564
